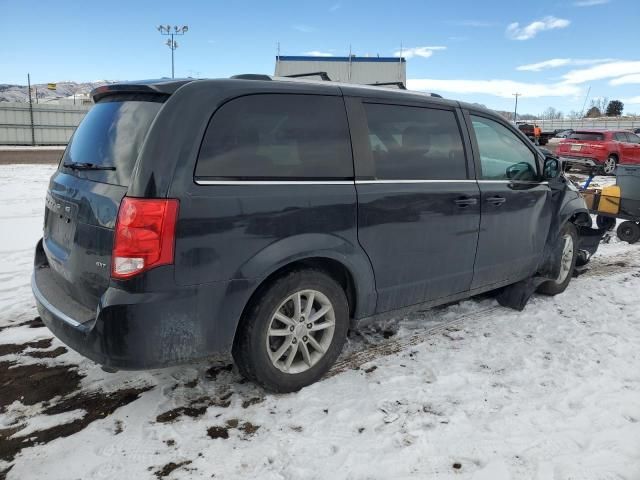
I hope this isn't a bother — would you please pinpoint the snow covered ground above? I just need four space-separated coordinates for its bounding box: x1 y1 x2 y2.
1 164 639 480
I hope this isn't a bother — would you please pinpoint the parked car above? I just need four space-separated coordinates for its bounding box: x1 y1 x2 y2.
556 129 640 175
32 77 600 392
554 129 574 138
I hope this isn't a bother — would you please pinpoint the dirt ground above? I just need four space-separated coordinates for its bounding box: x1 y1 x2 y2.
0 148 63 165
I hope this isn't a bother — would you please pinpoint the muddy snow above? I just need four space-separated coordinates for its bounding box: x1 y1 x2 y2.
0 164 639 480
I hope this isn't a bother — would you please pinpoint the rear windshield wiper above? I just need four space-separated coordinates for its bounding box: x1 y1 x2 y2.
63 162 116 171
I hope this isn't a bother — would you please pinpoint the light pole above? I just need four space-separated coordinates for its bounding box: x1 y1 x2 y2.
513 92 522 123
157 24 188 79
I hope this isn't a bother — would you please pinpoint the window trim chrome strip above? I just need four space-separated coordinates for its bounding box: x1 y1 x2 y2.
355 179 478 184
477 180 550 185
195 180 355 185
194 179 550 186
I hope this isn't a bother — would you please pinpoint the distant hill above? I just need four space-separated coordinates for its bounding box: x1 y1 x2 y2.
0 81 114 103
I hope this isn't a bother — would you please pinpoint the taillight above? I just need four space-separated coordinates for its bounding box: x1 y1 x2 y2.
111 197 179 279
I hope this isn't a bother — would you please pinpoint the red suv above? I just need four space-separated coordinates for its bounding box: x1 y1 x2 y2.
556 129 640 175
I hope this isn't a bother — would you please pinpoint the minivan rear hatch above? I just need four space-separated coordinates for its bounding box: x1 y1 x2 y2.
42 93 165 312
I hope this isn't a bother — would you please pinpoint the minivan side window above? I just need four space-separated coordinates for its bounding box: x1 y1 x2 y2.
195 94 353 180
362 103 467 180
615 132 629 142
471 115 538 181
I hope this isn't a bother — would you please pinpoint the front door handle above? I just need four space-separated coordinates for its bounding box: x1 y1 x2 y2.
454 197 478 208
486 195 506 206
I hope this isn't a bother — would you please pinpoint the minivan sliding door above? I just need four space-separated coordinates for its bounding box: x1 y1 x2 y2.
347 98 480 313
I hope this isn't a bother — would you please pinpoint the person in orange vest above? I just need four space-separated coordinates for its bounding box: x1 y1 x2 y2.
534 124 542 145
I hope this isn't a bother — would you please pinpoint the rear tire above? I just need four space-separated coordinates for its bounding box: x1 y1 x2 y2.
617 221 640 244
538 223 579 295
233 269 349 393
602 155 618 176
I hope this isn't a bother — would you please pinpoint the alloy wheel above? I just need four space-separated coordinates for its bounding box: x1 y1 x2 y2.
556 233 574 283
603 157 617 175
266 289 336 374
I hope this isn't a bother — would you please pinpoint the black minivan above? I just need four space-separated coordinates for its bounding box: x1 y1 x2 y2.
33 77 600 392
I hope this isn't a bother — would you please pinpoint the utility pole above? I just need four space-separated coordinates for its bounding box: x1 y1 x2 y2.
513 93 522 123
157 25 189 78
27 73 35 146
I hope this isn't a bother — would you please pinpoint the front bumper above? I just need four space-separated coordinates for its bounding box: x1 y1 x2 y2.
32 240 243 370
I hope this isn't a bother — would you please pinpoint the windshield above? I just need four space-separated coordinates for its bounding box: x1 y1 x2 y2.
569 132 604 141
61 96 163 186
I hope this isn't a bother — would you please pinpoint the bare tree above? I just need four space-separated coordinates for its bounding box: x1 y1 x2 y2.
589 97 608 114
541 107 563 119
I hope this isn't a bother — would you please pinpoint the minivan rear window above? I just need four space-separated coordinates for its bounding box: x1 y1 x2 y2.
569 132 605 141
195 94 353 180
61 96 164 186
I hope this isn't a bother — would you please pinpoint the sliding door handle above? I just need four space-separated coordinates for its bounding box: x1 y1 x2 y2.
486 196 506 206
454 197 478 208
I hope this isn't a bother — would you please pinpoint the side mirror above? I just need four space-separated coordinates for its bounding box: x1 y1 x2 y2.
543 156 561 180
506 161 536 180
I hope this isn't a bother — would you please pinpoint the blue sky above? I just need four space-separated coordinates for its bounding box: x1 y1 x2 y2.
1 0 639 114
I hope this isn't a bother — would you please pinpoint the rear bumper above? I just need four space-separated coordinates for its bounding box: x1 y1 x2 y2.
32 240 246 370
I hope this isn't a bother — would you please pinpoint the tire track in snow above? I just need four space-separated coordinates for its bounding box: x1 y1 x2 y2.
580 257 640 278
329 305 502 376
329 252 640 376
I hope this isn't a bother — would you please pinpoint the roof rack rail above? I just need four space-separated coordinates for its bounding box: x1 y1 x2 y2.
231 74 272 81
367 81 407 90
285 72 332 81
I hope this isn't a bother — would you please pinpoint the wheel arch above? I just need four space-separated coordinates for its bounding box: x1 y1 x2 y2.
231 255 372 351
569 210 592 227
232 233 377 332
538 190 591 278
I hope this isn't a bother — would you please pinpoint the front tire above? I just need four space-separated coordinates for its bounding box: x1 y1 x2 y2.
538 223 579 295
233 269 349 393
